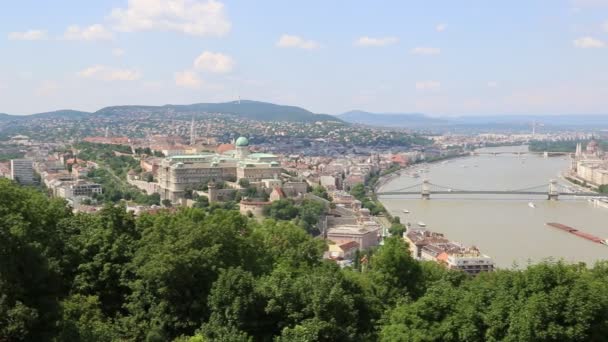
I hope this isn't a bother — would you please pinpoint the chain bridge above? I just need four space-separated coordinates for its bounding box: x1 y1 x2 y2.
376 179 602 200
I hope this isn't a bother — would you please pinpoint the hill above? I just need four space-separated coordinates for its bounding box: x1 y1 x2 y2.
94 100 340 122
0 101 340 123
337 111 608 130
30 109 91 119
0 109 91 121
337 110 447 128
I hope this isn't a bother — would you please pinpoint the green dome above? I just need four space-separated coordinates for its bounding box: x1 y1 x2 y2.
235 137 249 147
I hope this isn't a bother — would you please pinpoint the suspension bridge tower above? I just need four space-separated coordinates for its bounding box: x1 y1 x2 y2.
548 179 559 201
421 179 431 200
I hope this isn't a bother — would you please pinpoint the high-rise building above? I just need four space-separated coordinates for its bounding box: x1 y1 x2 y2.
10 159 34 185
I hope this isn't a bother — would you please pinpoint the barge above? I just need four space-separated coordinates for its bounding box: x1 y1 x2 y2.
546 222 607 245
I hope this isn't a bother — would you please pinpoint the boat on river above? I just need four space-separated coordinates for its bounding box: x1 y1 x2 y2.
546 222 606 245
402 209 410 214
417 221 427 227
528 202 536 208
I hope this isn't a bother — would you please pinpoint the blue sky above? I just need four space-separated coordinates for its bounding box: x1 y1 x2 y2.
1 0 608 116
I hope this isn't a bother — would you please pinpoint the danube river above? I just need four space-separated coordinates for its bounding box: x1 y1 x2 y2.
378 145 608 268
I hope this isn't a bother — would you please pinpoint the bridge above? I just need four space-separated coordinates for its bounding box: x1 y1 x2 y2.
376 179 601 200
471 151 572 157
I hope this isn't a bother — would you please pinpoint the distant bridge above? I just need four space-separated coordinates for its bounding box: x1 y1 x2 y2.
377 180 601 200
471 151 572 156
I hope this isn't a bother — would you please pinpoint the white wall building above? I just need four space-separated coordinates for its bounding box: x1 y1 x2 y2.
10 159 34 185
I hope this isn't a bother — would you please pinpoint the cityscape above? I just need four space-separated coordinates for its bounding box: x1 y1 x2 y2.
2 1 608 341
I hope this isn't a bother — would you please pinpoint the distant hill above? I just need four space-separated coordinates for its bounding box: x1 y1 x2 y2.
30 109 91 120
0 110 90 121
453 115 608 127
337 111 608 129
336 110 447 128
94 100 340 122
0 101 340 123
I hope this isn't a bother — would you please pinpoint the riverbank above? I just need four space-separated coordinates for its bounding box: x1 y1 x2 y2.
374 152 469 193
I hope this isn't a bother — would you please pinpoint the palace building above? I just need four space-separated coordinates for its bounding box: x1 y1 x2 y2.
158 137 281 201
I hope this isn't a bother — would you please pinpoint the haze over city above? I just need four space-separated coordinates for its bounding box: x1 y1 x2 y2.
2 0 608 115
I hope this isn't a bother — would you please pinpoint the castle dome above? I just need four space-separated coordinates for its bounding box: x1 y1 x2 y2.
235 136 249 147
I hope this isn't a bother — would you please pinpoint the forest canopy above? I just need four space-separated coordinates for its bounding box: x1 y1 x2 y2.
2 178 608 341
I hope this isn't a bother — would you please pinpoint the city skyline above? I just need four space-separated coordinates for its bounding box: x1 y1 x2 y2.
2 0 608 116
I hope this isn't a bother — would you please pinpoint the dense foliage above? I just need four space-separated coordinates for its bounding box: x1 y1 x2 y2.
3 178 608 341
350 183 386 215
263 199 326 235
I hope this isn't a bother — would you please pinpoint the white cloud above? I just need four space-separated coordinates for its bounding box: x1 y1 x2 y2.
112 48 125 57
603 21 608 32
436 23 447 32
355 36 398 47
415 81 441 91
193 51 234 73
8 30 48 41
175 70 202 88
573 36 605 48
110 0 231 36
411 47 441 55
487 81 499 88
78 65 141 81
63 24 113 41
276 34 319 49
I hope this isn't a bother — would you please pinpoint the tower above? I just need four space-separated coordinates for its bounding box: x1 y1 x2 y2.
208 181 218 202
421 179 431 200
548 179 559 201
235 136 250 159
190 114 196 146
575 142 582 158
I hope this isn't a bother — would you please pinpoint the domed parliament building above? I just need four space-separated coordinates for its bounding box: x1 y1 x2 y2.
572 139 608 187
158 137 281 201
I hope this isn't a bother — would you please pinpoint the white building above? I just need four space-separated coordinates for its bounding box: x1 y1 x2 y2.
10 159 34 185
56 181 103 200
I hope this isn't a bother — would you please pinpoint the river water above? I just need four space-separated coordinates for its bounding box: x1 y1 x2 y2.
378 145 608 268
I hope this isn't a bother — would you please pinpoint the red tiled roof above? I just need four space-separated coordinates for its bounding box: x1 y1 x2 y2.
339 241 359 251
217 143 235 153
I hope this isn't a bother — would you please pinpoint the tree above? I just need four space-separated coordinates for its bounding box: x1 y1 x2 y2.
312 185 330 200
388 223 406 237
0 179 72 341
162 199 172 207
60 204 139 316
263 199 299 221
123 210 256 340
369 237 423 304
202 267 264 338
238 179 250 188
55 295 116 342
350 183 366 201
194 195 210 208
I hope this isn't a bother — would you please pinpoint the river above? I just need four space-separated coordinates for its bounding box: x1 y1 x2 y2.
378 145 608 268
